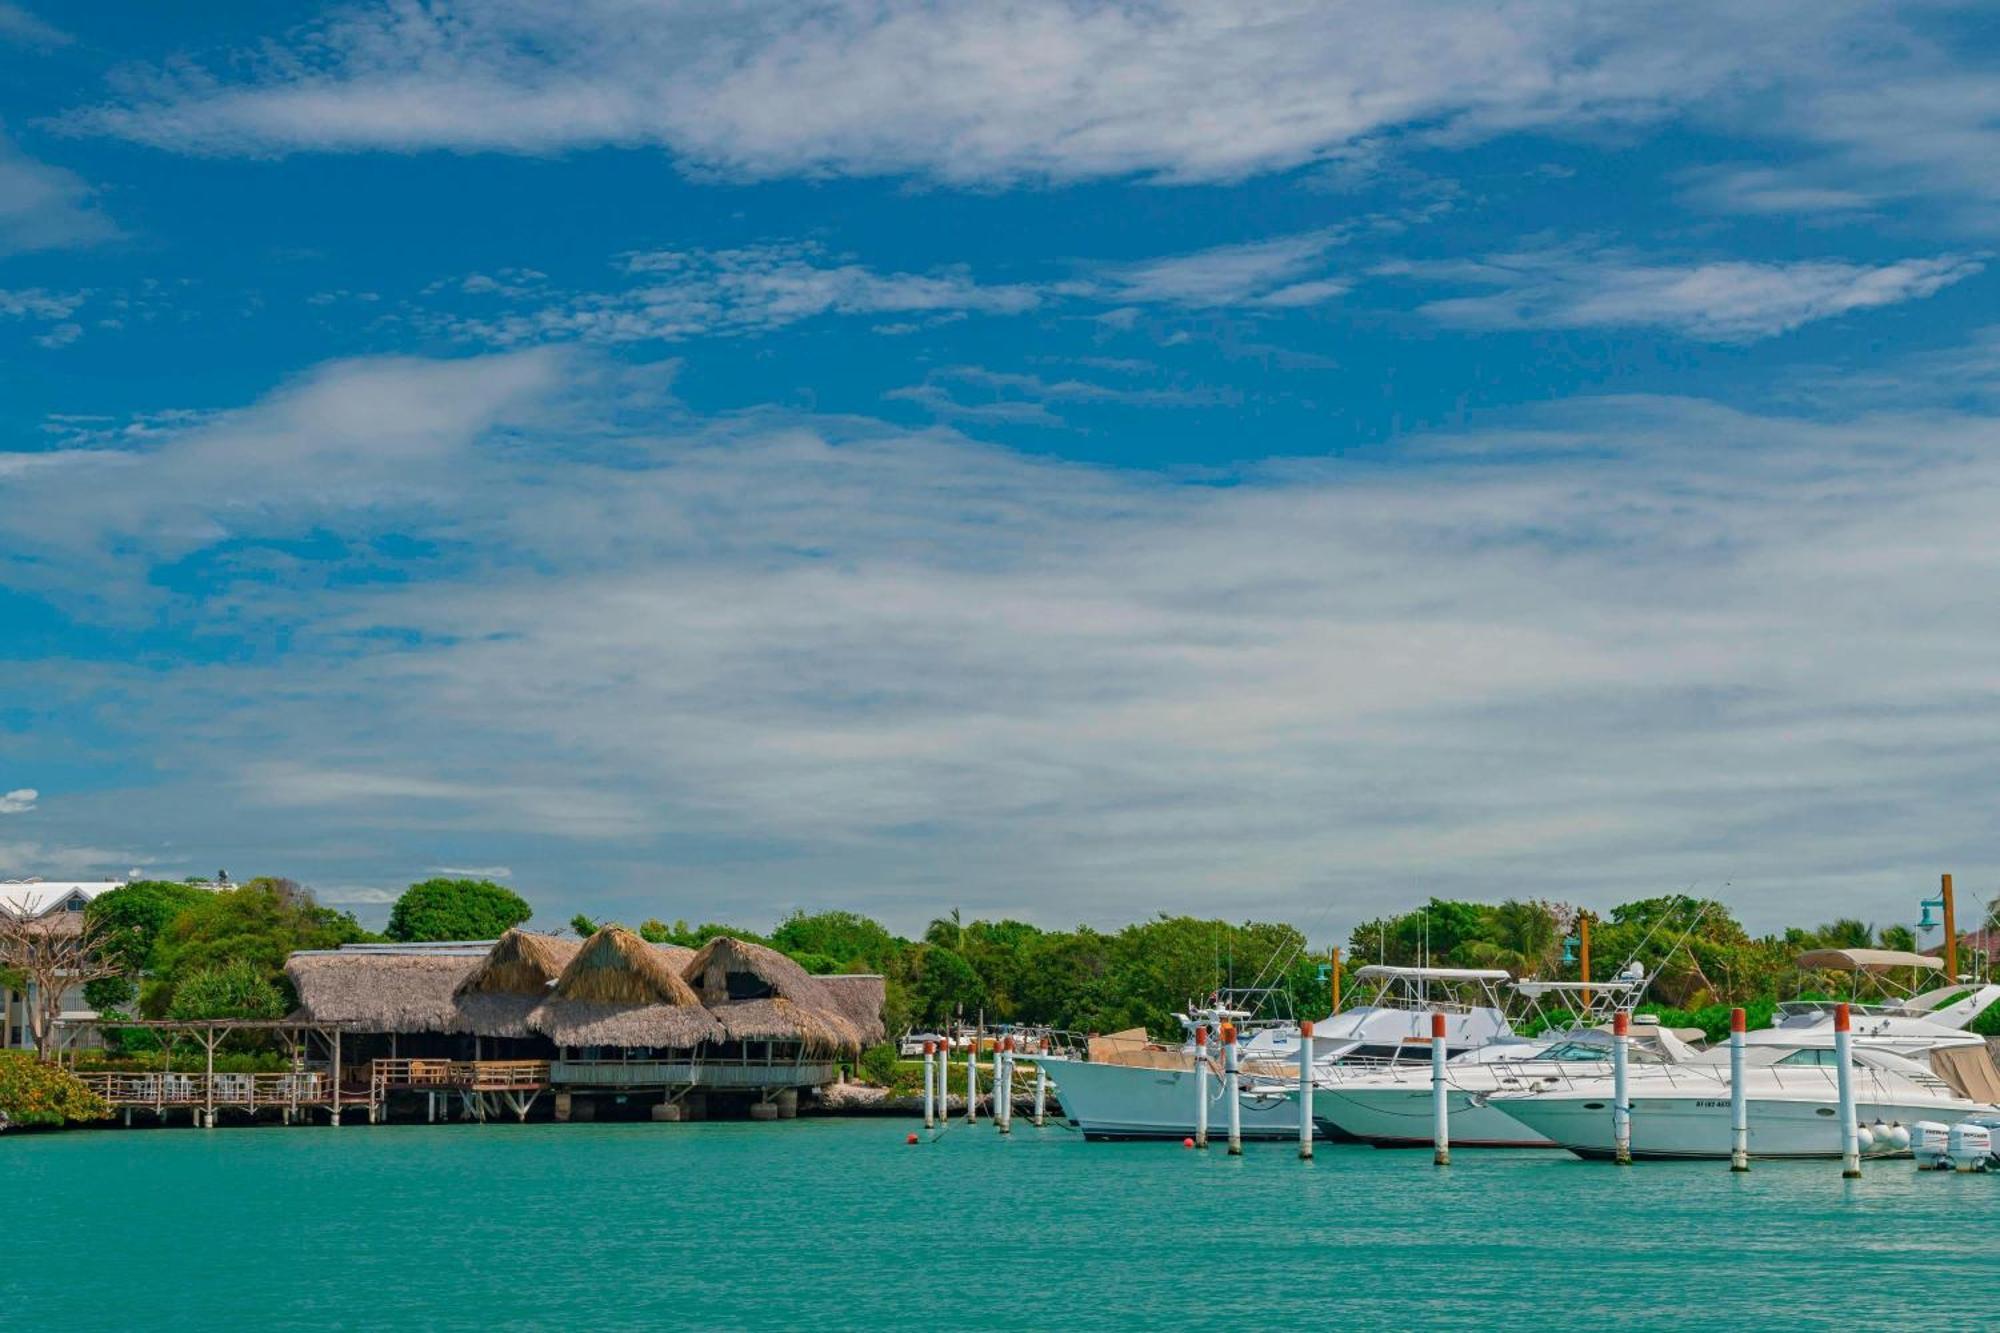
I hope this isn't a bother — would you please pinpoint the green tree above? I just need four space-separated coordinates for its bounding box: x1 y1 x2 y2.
167 959 289 1020
770 911 902 971
149 878 372 1016
386 878 533 942
81 879 210 1009
913 945 984 1025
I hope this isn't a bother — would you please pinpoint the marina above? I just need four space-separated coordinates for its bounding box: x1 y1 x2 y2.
3 1116 1993 1331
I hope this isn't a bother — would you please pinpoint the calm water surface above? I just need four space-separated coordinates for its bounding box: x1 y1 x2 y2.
5 1117 1994 1330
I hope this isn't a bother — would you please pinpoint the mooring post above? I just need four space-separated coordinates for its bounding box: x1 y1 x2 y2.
1431 1011 1450 1167
1298 1019 1314 1160
1034 1045 1048 1128
1611 1009 1631 1166
1729 1007 1749 1172
922 1041 936 1130
1223 1022 1242 1156
998 1037 1013 1134
1194 1025 1210 1150
1835 1002 1860 1179
965 1034 978 1125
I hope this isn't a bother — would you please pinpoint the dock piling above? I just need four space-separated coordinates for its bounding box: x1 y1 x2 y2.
1223 1022 1242 1156
1728 1008 1749 1172
998 1037 1013 1134
1612 1009 1631 1166
928 1032 944 1128
1194 1025 1209 1150
1431 1011 1449 1167
1298 1019 1314 1160
965 1035 978 1125
1835 1002 1860 1179
1033 1045 1048 1128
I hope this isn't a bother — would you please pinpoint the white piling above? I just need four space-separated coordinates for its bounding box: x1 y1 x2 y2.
1194 1025 1210 1150
1298 1019 1314 1160
1835 1002 1860 1179
1612 1009 1632 1167
1223 1022 1242 1156
1034 1044 1048 1128
965 1035 979 1125
1728 1008 1748 1172
998 1037 1013 1134
922 1041 936 1130
1431 1011 1450 1167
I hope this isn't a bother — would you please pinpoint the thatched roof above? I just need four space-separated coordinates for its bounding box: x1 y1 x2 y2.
530 928 718 1048
683 936 865 1055
816 974 888 1047
286 953 478 1034
455 929 580 997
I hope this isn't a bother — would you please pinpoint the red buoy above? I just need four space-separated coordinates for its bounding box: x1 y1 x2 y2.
1183 1136 1195 1148
906 1133 919 1144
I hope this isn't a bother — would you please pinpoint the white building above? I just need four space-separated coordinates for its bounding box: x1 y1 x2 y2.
0 880 128 1050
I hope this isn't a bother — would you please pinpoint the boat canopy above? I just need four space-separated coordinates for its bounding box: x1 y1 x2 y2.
1794 947 1943 973
1512 979 1638 996
1352 965 1512 982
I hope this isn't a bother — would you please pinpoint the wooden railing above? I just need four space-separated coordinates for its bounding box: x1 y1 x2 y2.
552 1059 837 1089
77 1070 328 1109
368 1058 550 1094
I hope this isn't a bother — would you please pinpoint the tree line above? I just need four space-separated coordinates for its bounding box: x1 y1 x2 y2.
30 875 1994 1060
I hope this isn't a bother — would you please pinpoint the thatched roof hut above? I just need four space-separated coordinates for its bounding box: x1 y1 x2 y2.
682 936 865 1055
815 973 888 1047
453 929 582 1038
531 928 721 1048
287 952 479 1033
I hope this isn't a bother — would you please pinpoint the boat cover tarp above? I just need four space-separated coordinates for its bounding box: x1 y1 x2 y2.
1929 1045 2000 1103
1794 948 1943 972
1088 1028 1191 1070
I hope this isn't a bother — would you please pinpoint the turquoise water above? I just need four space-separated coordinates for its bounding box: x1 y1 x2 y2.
5 1118 1994 1330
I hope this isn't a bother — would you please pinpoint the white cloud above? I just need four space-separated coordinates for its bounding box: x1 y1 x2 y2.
0 788 37 814
432 864 514 880
0 3 65 47
12 348 2000 932
1102 231 1347 307
428 243 1040 346
0 134 116 253
63 0 1921 191
1392 250 1983 342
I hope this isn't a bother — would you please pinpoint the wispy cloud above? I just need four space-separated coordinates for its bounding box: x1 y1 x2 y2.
423 243 1040 346
12 346 2000 928
0 3 66 47
1389 249 1983 342
888 364 1232 426
62 0 1927 193
0 134 118 254
0 788 37 814
1101 231 1348 308
432 864 513 880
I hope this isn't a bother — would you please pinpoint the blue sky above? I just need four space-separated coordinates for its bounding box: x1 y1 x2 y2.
3 1 1998 939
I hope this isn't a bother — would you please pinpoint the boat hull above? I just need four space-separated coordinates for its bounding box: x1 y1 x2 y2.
1312 1082 1554 1149
1494 1090 1980 1160
1040 1058 1312 1141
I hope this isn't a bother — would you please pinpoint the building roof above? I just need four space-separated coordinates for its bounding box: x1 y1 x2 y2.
0 880 126 919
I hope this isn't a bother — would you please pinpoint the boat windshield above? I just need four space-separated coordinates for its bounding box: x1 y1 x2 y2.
1536 1040 1613 1062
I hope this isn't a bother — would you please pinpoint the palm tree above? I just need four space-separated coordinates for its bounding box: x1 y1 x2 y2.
924 908 964 953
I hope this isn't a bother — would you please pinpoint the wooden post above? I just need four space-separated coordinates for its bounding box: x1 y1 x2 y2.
1943 873 1958 982
1579 914 1593 1011
203 1029 216 1130
331 1027 342 1127
1329 948 1342 1017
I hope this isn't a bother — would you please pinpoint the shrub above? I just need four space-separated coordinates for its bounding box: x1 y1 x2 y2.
167 959 288 1021
0 1052 111 1127
858 1043 900 1086
387 878 532 943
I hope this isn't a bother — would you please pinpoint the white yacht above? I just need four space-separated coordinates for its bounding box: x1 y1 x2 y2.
1490 1044 1994 1160
1745 948 2000 1058
1031 966 1515 1141
1308 979 1705 1148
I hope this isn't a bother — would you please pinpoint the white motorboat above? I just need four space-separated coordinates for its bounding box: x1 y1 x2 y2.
1746 948 2000 1058
1490 1044 1994 1160
1032 966 1515 1141
1309 981 1702 1148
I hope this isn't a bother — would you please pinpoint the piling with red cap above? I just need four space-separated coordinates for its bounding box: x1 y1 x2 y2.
1729 1008 1749 1172
1298 1019 1315 1160
1612 1008 1632 1166
922 1040 936 1130
1431 1012 1450 1166
1835 1002 1860 1178
1222 1022 1243 1156
1194 1024 1210 1150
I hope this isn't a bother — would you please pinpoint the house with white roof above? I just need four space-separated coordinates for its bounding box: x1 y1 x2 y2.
0 879 127 1050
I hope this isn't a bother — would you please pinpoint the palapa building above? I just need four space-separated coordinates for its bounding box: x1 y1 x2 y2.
286 926 885 1123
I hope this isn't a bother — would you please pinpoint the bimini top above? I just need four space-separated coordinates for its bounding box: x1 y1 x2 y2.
1352 965 1513 983
1795 948 1943 973
1512 978 1639 997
